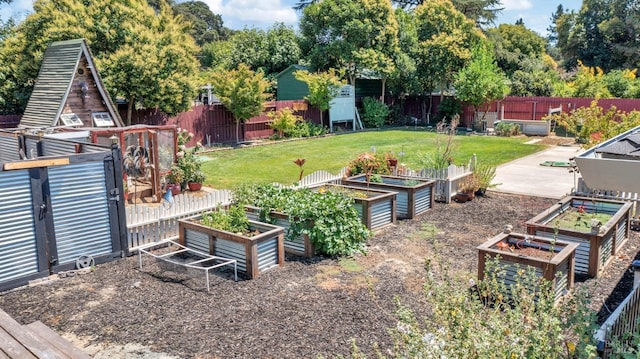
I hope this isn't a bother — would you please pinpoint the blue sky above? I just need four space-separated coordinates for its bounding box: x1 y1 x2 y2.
1 0 582 37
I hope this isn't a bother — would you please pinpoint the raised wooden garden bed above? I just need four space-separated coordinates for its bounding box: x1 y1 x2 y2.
245 205 315 257
178 217 284 279
477 232 579 302
342 175 435 219
525 196 633 277
310 184 397 231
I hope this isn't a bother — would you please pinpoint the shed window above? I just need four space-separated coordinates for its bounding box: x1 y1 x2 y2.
92 112 115 127
60 113 83 126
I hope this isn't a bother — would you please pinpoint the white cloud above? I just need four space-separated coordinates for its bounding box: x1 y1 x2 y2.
201 0 298 30
0 0 33 22
501 0 533 11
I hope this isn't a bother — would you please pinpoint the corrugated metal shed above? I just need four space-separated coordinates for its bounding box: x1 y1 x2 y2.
19 38 123 129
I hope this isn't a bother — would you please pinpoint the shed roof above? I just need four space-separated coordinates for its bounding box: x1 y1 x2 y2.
275 64 309 79
20 38 123 129
595 133 640 158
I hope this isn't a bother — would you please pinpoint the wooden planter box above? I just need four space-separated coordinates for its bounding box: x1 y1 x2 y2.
525 196 633 277
245 206 315 257
178 217 284 279
342 175 435 219
478 232 579 302
310 184 397 231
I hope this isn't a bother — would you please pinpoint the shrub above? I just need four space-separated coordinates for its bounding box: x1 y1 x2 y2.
495 122 521 137
473 162 498 192
346 152 392 176
361 97 389 128
267 107 301 138
436 97 463 122
384 256 599 358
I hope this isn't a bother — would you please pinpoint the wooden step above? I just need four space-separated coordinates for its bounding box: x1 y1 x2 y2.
25 321 91 359
0 309 91 359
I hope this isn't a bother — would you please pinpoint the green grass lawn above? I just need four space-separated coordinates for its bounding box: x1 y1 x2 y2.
199 129 545 189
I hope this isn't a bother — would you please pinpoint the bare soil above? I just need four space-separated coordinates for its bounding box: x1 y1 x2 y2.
1 192 638 358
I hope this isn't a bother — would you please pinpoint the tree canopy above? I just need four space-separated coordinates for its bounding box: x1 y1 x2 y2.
209 64 270 143
413 0 483 94
0 0 200 121
173 0 231 46
454 44 509 123
299 0 399 86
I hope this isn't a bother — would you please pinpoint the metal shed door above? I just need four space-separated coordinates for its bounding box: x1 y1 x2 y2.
48 162 113 266
0 170 45 288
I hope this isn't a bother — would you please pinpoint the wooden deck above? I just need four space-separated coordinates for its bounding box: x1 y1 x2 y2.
0 309 91 358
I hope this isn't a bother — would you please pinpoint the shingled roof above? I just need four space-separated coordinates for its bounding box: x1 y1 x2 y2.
595 133 640 158
20 38 123 129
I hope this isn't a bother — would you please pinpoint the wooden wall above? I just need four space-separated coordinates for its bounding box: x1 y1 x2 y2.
61 54 110 127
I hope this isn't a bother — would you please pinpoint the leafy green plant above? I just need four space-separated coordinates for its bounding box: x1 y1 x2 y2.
384 256 599 358
200 204 250 234
369 174 383 183
190 170 206 184
361 97 389 128
545 100 640 148
232 184 370 256
436 97 463 122
473 162 499 193
495 122 521 137
267 107 301 138
346 152 391 176
167 165 185 184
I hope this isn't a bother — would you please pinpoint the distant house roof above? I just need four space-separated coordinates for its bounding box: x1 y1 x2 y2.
20 38 123 129
595 133 640 158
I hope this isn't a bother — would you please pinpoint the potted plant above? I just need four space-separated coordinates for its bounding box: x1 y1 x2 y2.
166 165 184 196
455 175 480 202
188 170 205 191
473 162 499 196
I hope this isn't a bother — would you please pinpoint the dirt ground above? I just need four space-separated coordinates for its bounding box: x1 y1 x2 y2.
1 192 638 358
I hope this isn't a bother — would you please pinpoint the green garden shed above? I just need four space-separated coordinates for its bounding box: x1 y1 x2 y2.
275 64 385 101
275 65 310 101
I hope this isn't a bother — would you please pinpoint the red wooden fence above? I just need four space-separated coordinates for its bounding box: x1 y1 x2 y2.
118 100 321 146
4 96 640 144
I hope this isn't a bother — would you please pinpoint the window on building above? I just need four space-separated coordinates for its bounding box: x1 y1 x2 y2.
92 112 115 127
59 113 83 126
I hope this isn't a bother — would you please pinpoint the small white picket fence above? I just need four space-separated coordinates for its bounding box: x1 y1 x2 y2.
125 162 473 251
126 189 232 252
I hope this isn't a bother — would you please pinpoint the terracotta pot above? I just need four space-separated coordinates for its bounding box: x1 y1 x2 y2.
188 182 203 191
455 192 474 203
168 183 181 196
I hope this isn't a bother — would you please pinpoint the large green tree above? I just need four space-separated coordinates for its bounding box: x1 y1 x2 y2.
454 44 509 126
413 0 482 98
209 64 270 143
264 23 301 75
486 23 547 76
173 1 231 46
451 0 503 28
0 0 200 121
552 0 640 71
299 0 399 86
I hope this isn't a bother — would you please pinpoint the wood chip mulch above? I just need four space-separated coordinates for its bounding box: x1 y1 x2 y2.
1 192 638 358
